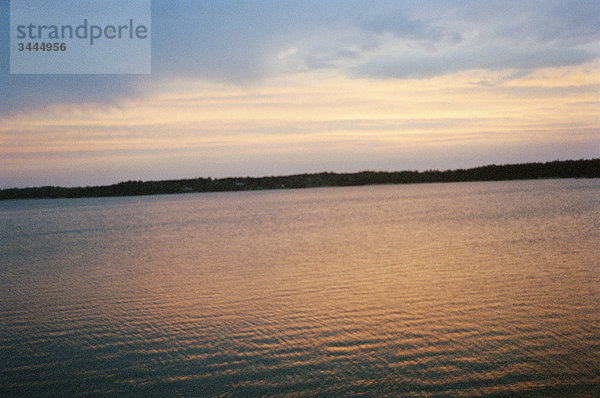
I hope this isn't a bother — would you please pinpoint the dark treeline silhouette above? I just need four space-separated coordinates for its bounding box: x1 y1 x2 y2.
1 159 598 201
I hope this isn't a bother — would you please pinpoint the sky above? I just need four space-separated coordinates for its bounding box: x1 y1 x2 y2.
1 0 599 188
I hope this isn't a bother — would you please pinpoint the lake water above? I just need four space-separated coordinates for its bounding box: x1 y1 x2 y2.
1 179 599 397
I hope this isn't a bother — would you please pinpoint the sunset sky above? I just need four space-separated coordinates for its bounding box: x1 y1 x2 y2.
1 0 599 188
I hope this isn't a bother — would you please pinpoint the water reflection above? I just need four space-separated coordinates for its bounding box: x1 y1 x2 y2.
1 179 599 396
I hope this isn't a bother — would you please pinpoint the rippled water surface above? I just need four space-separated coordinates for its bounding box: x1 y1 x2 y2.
1 179 599 397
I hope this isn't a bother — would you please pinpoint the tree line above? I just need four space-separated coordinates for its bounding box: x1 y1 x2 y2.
1 158 598 200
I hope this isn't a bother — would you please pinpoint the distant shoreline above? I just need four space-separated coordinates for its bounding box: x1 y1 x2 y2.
1 158 598 201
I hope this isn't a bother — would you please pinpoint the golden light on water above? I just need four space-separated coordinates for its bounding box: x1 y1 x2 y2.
3 181 598 395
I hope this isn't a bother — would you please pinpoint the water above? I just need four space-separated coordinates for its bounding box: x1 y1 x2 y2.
1 179 599 397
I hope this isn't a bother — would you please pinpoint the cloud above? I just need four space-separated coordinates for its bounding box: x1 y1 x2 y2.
360 10 463 48
0 3 150 115
268 1 599 80
149 0 365 82
351 46 597 80
0 0 353 114
344 1 600 79
456 0 600 47
1 0 599 115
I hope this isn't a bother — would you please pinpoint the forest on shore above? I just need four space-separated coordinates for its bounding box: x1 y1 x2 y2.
1 158 598 201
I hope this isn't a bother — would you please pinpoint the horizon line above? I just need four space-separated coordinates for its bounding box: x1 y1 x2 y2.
0 158 600 200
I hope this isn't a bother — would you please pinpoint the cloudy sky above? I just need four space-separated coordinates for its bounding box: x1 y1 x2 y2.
1 0 599 188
